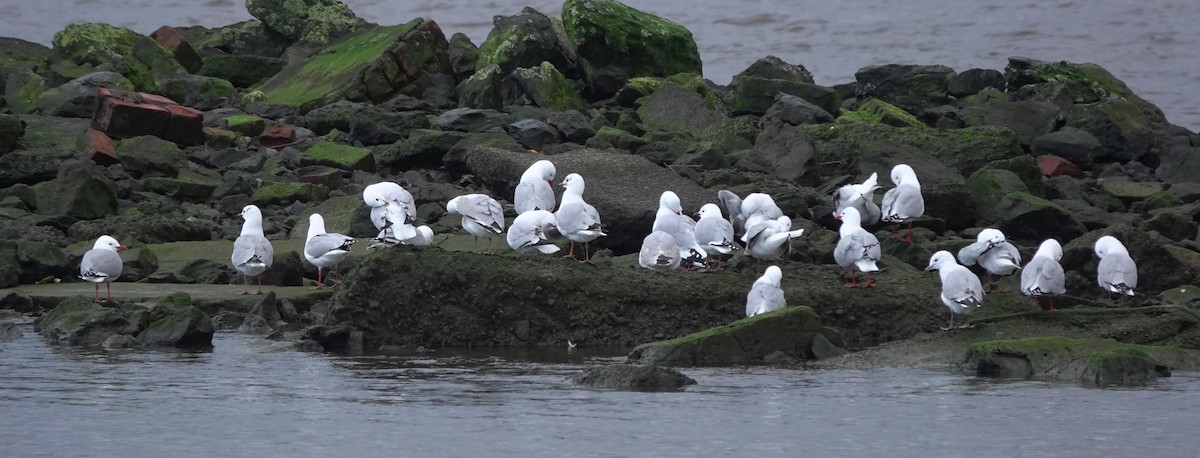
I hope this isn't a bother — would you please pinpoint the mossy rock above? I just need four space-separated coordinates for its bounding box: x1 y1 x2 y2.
245 0 365 45
562 0 702 98
15 240 68 284
3 70 48 114
0 37 52 89
1144 191 1183 211
114 135 187 178
836 99 923 128
615 73 715 108
51 23 185 93
250 181 330 206
982 155 1046 198
157 74 236 111
502 61 587 112
68 213 216 244
198 55 287 88
1100 178 1164 202
137 294 215 347
299 140 375 172
457 64 504 110
476 7 579 78
731 75 837 117
142 169 221 202
1158 285 1200 305
636 83 751 152
34 296 145 346
967 337 1200 387
377 129 469 170
0 114 26 153
627 306 833 366
804 122 1021 178
289 195 366 240
223 114 267 137
34 160 119 220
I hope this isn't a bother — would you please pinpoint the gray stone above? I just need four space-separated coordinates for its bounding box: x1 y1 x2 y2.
960 99 1061 146
456 64 504 110
948 68 1004 97
855 64 954 114
156 74 236 111
0 114 26 154
1031 127 1102 168
0 322 21 341
569 364 696 390
432 107 514 132
34 159 119 220
763 92 834 126
114 135 187 178
446 32 479 80
505 118 560 151
546 110 595 144
36 71 134 117
733 120 814 182
476 7 579 78
298 101 431 146
137 297 215 347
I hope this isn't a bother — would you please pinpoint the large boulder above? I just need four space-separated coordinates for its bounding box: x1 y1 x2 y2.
68 214 216 244
299 141 375 172
965 168 1085 241
636 83 753 152
245 0 366 45
854 64 954 115
34 159 119 220
35 296 146 346
258 19 452 114
627 306 841 366
16 240 68 284
51 23 186 93
569 365 696 390
966 337 1196 387
0 37 51 91
730 56 837 116
500 62 587 112
135 293 215 347
1030 127 1101 168
36 71 134 117
476 7 579 78
377 129 469 170
156 74 236 111
114 135 187 178
562 0 702 98
297 100 431 146
446 33 479 80
732 120 814 182
0 116 89 187
958 97 1061 147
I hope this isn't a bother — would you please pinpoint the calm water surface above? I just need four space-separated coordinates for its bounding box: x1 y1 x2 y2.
1 0 1197 130
2 318 1198 457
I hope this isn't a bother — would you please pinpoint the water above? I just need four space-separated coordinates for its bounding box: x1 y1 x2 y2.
2 319 1198 457
1 0 1197 131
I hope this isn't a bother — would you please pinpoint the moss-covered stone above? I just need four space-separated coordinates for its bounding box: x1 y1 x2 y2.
562 0 702 98
157 75 235 111
628 306 838 366
967 337 1199 386
982 155 1046 198
377 129 469 170
198 55 286 88
3 70 47 114
1144 192 1184 211
636 83 751 152
569 364 696 390
0 37 52 90
114 135 187 178
34 296 145 346
141 170 221 202
1100 178 1164 202
0 114 26 153
137 293 215 347
289 195 367 240
51 23 186 93
245 0 365 44
836 99 924 128
502 61 586 112
223 114 267 137
35 160 118 220
251 181 330 206
591 126 648 151
476 7 579 78
300 140 375 171
616 73 715 108
457 64 504 110
731 66 837 117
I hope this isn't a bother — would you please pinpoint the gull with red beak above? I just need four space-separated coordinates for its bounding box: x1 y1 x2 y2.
554 173 606 262
79 235 127 303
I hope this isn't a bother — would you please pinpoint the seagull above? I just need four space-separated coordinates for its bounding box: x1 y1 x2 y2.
507 210 560 255
1095 235 1137 299
447 193 505 252
554 173 606 262
740 192 785 236
957 228 1022 292
514 160 556 214
833 172 882 226
717 190 746 236
638 231 681 271
652 191 706 270
304 213 354 289
742 215 805 261
926 250 984 330
1021 238 1066 311
401 226 435 246
694 203 738 270
880 164 924 245
232 204 274 295
834 207 881 288
79 235 126 303
363 181 417 244
372 199 419 246
746 266 786 317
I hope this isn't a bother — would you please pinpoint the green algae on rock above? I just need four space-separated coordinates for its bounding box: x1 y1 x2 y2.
476 7 579 78
250 181 330 206
245 0 365 45
836 99 924 128
300 140 375 172
966 337 1200 387
502 61 587 112
222 114 268 137
627 306 843 367
51 23 186 93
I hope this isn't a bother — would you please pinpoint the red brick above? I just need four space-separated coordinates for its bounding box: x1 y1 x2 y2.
259 125 296 149
1037 154 1083 178
162 104 205 146
82 129 118 166
91 96 171 139
151 26 202 73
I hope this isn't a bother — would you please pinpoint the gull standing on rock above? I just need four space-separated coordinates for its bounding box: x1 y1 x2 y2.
638 231 681 271
1021 239 1066 311
447 193 505 251
834 207 881 288
232 204 274 295
833 172 882 226
652 191 706 270
694 203 738 270
926 250 984 330
79 235 126 303
555 173 606 262
746 266 786 317
1095 235 1138 298
957 228 1022 292
880 164 924 245
364 181 418 245
507 210 560 255
304 213 354 289
514 160 557 214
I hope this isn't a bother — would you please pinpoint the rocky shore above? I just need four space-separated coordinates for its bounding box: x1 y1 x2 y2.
3 0 1200 386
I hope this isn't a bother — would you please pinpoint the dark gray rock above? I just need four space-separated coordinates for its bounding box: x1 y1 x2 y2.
637 84 752 152
733 120 814 182
433 107 514 132
446 32 479 80
36 72 134 117
1061 226 1193 296
156 74 236 111
114 135 187 178
16 240 67 284
303 324 363 353
546 110 595 144
569 364 696 390
1031 127 1102 168
505 118 560 151
35 159 119 220
177 259 236 284
0 322 21 341
475 7 579 78
1167 182 1200 203
0 291 36 313
763 93 834 126
731 56 836 116
947 68 1004 97
298 101 431 146
959 99 1061 147
1155 141 1200 186
855 64 954 114
1144 211 1198 242
137 294 215 347
35 297 145 346
456 64 503 110
1066 99 1156 163
0 114 26 154
68 214 216 243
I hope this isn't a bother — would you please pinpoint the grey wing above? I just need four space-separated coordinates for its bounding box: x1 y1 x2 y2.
944 269 984 306
718 190 744 233
881 187 924 221
957 241 989 266
862 231 882 261
833 235 859 268
639 232 679 268
832 186 852 213
305 233 351 258
556 203 599 233
461 195 506 232
1021 257 1066 295
514 181 552 213
1099 255 1138 290
747 284 785 316
233 235 274 267
693 218 724 246
859 199 881 226
998 242 1022 266
81 249 123 280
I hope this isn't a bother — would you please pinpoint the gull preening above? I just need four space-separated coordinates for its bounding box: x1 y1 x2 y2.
514 160 557 214
881 164 924 245
1094 235 1137 298
304 213 354 289
746 266 786 317
232 204 274 295
638 231 681 271
833 172 881 226
79 235 126 302
693 203 738 270
957 228 1022 292
926 250 984 330
717 190 747 236
447 193 505 251
834 207 881 288
739 192 784 235
555 173 606 262
364 181 418 246
652 191 706 270
1021 238 1066 311
507 210 560 255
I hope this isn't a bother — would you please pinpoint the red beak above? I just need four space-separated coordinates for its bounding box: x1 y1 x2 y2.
117 245 129 252
834 215 842 220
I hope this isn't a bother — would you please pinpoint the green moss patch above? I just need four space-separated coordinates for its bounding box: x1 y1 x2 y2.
300 140 375 171
250 181 330 206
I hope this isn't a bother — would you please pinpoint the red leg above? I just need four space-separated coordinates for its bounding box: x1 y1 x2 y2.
903 222 914 245
314 267 324 290
1047 296 1056 312
562 242 576 260
331 270 342 288
241 275 249 295
843 270 858 288
890 224 900 241
106 283 112 302
256 275 263 295
865 272 876 288
1032 296 1041 310
94 284 100 303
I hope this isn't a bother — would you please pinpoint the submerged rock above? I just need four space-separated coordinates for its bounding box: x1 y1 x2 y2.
627 306 841 366
35 297 145 346
569 364 696 390
0 322 21 341
966 337 1199 387
136 293 215 347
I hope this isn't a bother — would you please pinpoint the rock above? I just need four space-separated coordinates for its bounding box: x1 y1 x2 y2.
245 0 365 44
223 114 267 137
68 214 215 243
258 18 452 114
81 128 118 166
34 159 119 220
637 83 752 151
16 241 67 284
1065 99 1156 163
36 71 134 117
136 293 215 347
0 37 51 91
1030 126 1101 167
1061 226 1192 295
947 68 1004 97
501 62 587 112
0 116 87 187
763 92 834 126
0 322 21 341
377 129 469 170
456 64 504 110
959 98 1061 147
1155 144 1200 186
730 56 837 116
198 55 287 88
432 107 513 132
1143 192 1182 211
303 324 363 353
1144 211 1197 242
966 337 1190 387
239 291 281 334
91 88 204 146
0 291 36 313
836 98 924 128
733 120 814 182
51 23 186 93
477 7 579 78
505 118 560 151
965 168 1085 241
627 307 832 366
985 155 1046 197
297 101 430 146
562 0 702 98
34 297 144 346
446 32 479 80
114 135 186 178
0 114 25 154
1166 182 1200 203
1099 178 1164 203
1036 154 1083 178
854 64 954 115
177 259 236 284
613 73 712 107
0 241 17 288
809 333 849 360
157 74 235 111
259 124 296 149
569 364 696 390
299 141 375 172
250 181 330 206
102 334 140 349
142 171 222 202
257 249 306 287
195 19 291 57
297 165 344 190
4 70 47 114
546 111 596 144
151 26 203 73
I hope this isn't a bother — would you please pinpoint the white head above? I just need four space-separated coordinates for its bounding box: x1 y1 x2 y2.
362 182 400 208
240 205 264 235
742 193 776 213
307 213 327 240
760 265 783 286
834 206 863 229
925 250 957 272
522 160 556 183
559 173 585 195
659 191 683 214
446 196 463 215
1033 238 1063 261
891 164 921 188
1094 235 1129 258
697 203 723 219
976 228 1006 245
93 235 127 252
